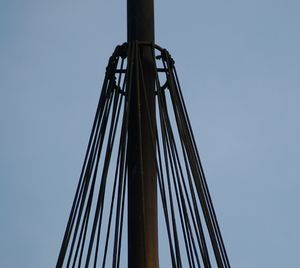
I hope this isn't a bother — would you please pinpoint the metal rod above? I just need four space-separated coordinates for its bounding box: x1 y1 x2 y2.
127 0 158 267
127 0 154 42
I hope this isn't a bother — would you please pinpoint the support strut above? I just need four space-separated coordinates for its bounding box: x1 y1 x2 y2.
127 0 158 267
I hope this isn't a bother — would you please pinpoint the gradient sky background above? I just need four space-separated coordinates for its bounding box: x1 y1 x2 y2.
1 0 300 267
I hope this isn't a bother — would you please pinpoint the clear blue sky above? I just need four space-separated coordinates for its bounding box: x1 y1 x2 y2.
1 0 300 267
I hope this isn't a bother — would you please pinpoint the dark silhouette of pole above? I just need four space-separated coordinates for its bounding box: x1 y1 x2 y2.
56 1 231 266
127 0 154 42
127 0 158 267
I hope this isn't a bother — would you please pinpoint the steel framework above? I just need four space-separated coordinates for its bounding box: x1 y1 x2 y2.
57 0 230 267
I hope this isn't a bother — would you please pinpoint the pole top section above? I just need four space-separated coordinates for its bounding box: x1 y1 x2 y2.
127 0 154 42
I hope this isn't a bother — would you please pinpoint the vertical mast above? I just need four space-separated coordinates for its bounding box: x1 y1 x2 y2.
127 0 154 42
127 0 158 267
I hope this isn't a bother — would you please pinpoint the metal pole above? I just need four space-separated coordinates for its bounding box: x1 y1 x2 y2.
127 0 154 42
127 0 158 267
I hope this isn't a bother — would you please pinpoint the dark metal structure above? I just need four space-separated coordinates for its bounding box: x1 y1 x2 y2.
57 0 230 267
127 1 157 267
